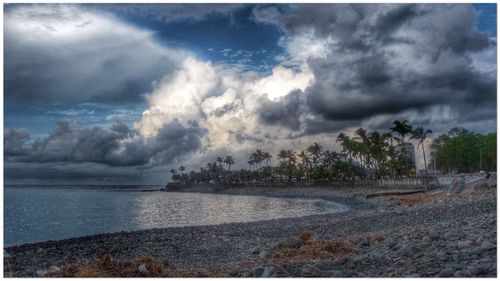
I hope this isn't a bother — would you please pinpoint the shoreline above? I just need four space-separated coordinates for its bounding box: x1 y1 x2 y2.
5 185 497 277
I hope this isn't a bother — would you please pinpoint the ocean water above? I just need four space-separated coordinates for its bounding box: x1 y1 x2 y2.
4 186 347 246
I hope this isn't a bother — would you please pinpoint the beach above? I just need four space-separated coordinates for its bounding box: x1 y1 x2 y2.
4 185 496 277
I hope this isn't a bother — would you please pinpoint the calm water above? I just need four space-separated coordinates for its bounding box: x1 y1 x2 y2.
4 186 347 246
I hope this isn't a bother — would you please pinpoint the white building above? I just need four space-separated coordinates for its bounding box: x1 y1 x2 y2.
396 142 416 168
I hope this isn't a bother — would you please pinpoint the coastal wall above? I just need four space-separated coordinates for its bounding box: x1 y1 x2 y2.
165 178 432 192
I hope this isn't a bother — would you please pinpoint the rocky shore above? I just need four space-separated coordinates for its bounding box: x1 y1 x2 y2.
4 184 496 277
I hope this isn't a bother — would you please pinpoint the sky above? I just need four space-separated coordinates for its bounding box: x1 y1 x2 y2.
3 3 497 184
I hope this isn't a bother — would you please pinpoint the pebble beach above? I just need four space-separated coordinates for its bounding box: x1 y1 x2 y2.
4 184 496 277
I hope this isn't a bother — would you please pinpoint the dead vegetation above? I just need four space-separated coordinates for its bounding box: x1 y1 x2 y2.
367 233 385 244
470 188 489 196
389 191 461 206
269 232 360 266
49 254 230 277
42 231 381 277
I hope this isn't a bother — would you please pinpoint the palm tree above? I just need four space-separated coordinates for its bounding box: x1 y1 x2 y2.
411 126 432 177
390 120 413 144
262 152 272 166
297 150 310 181
390 120 413 175
224 156 235 171
306 143 322 165
248 160 254 171
216 157 224 170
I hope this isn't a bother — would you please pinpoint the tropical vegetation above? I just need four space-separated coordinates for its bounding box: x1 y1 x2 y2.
170 121 496 184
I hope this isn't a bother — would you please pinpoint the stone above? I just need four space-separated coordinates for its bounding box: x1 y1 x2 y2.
250 246 261 255
439 268 455 277
301 264 322 277
480 241 496 251
333 256 347 265
456 240 470 248
229 269 240 277
48 266 61 274
397 245 421 257
333 270 344 277
262 266 276 277
259 250 270 259
138 264 149 275
443 231 459 241
428 229 440 240
253 267 265 277
192 270 208 277
35 270 48 277
385 238 397 248
352 254 369 263
469 265 486 276
462 269 472 277
271 238 304 250
419 241 431 248
436 251 447 261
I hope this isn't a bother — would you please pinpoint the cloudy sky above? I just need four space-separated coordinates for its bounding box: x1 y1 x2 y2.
4 3 497 184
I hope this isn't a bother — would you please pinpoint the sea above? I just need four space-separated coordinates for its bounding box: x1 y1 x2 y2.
4 185 347 246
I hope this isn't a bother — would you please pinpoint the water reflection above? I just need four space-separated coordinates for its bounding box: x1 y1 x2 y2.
5 187 346 246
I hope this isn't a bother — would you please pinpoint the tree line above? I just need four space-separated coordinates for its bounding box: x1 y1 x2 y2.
170 120 496 184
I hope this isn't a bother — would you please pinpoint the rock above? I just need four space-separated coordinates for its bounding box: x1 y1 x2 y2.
35 270 48 277
253 267 265 277
333 256 347 265
301 264 322 277
48 266 61 274
192 270 208 277
397 245 421 257
419 241 431 248
443 231 459 241
480 241 496 251
229 268 240 277
436 251 447 261
352 254 369 263
469 265 486 276
385 238 397 248
333 270 344 277
439 268 455 277
262 266 276 277
259 250 270 259
428 229 440 240
271 238 305 250
250 246 261 255
462 269 472 277
457 240 471 248
138 263 149 275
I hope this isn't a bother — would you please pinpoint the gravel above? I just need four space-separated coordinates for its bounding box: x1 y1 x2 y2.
4 185 496 277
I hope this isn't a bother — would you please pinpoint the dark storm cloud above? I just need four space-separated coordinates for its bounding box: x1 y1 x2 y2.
5 119 207 167
4 4 185 105
258 89 305 130
4 128 31 156
254 4 496 135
